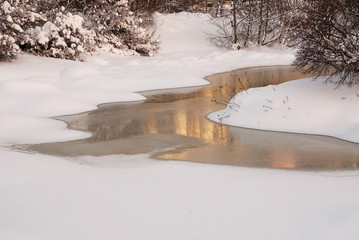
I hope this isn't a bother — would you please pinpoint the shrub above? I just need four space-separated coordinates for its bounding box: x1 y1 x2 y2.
0 0 159 61
0 0 21 61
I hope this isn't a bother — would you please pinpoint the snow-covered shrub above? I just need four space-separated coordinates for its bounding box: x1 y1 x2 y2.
0 0 21 61
22 9 97 61
0 33 20 61
78 0 159 56
1 0 159 61
53 0 159 56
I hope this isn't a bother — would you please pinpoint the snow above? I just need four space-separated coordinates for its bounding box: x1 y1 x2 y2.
2 150 359 240
0 12 358 240
208 77 359 143
1 1 12 14
61 13 84 30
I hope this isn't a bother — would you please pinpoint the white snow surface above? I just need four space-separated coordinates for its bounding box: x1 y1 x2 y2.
0 13 358 240
208 77 359 143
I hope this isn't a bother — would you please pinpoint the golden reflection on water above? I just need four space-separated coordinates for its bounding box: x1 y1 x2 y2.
146 116 158 135
87 66 302 145
28 66 359 170
269 150 296 169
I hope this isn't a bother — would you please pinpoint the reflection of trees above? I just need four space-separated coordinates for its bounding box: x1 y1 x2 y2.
86 99 233 145
70 66 311 145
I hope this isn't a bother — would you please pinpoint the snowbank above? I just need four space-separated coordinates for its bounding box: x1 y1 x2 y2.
1 149 359 240
208 76 359 143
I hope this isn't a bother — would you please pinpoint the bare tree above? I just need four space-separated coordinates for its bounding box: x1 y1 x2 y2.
232 0 237 45
209 0 293 49
292 0 359 86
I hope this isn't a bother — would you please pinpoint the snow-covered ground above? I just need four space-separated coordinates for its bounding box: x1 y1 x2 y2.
208 76 359 143
1 13 358 240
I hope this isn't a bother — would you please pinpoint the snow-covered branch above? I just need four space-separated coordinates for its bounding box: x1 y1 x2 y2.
0 0 159 61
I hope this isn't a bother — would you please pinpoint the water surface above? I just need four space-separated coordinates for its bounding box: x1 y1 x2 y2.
26 66 359 170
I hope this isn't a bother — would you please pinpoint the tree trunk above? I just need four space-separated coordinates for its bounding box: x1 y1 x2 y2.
233 0 237 45
262 0 270 44
258 0 263 45
244 0 254 47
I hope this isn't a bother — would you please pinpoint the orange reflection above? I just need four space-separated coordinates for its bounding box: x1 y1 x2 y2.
175 109 187 135
146 116 158 134
268 150 296 169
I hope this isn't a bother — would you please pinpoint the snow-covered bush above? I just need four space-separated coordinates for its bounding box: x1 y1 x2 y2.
22 9 97 61
83 0 159 56
54 0 159 56
0 0 159 61
0 0 94 61
0 1 22 61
